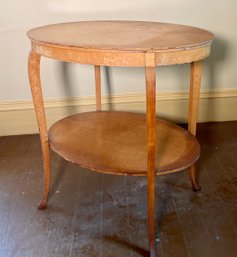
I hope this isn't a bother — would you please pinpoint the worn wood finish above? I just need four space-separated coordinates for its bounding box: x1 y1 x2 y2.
188 62 202 135
27 21 213 257
145 53 156 257
48 111 200 175
188 61 202 191
28 51 51 209
28 21 214 66
94 65 102 111
31 41 212 67
27 21 214 51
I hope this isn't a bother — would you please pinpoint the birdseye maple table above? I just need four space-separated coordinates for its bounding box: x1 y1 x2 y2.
27 21 214 257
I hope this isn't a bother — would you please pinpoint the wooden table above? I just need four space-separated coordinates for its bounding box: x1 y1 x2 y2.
27 21 214 257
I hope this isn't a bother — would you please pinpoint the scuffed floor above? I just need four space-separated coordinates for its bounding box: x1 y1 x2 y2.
0 121 237 257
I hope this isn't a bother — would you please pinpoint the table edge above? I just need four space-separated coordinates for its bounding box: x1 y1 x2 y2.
30 40 212 66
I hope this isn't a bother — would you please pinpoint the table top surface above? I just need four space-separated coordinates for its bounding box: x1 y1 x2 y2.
27 20 214 52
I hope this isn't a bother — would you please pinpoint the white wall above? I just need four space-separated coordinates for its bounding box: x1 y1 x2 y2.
0 0 237 101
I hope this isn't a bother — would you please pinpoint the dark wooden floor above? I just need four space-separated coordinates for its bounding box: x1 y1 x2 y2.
0 121 237 257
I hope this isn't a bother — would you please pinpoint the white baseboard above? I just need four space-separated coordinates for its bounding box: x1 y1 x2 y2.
1 89 237 136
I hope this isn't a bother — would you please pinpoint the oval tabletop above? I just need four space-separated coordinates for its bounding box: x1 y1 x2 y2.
48 112 200 176
27 20 214 66
28 20 213 52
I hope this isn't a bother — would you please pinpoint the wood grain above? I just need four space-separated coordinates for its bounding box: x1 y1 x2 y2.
28 51 51 209
94 65 102 111
48 111 200 175
27 21 213 51
28 21 214 66
188 61 202 191
188 61 202 135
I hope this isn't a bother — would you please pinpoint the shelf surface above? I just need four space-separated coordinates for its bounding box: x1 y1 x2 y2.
48 111 200 176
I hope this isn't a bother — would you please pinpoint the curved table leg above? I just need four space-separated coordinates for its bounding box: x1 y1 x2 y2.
188 61 202 192
189 165 201 191
145 53 156 257
28 51 51 209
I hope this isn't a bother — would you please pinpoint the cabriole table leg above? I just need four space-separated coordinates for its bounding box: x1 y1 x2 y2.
188 61 202 191
28 51 51 209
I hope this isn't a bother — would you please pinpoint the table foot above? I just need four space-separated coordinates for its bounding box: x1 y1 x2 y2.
192 185 202 192
149 242 156 257
38 199 48 210
189 165 201 192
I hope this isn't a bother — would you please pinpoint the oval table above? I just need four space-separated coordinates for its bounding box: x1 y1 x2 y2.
27 21 214 257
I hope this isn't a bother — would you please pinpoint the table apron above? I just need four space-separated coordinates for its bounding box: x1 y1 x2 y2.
31 41 211 67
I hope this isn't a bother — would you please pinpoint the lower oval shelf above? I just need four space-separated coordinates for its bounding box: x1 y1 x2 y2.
48 111 200 176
